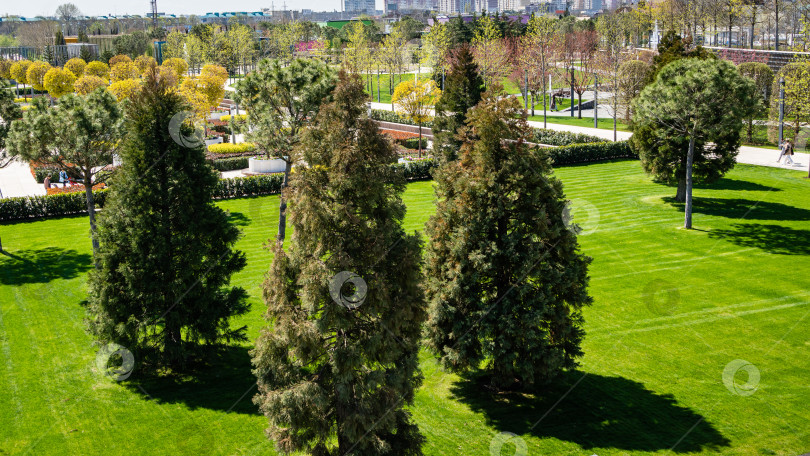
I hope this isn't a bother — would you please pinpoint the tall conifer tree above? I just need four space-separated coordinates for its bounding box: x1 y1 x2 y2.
425 92 592 388
85 70 248 370
432 44 484 162
252 71 426 455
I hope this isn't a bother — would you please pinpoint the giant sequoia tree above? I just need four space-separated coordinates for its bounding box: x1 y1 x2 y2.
632 59 758 229
252 72 426 455
424 92 592 389
85 72 248 370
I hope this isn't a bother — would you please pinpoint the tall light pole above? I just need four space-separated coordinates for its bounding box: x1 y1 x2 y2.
778 77 785 145
593 74 598 129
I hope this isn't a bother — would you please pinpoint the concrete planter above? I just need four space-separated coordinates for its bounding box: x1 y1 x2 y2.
209 111 228 120
249 157 286 174
205 137 223 146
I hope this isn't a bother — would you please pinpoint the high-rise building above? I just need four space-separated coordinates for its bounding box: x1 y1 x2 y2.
438 0 474 13
345 0 376 14
385 0 439 13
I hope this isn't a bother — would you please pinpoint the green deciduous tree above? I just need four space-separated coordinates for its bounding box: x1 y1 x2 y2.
632 58 758 229
432 44 484 162
737 62 773 143
6 89 124 257
252 70 426 456
768 60 810 144
234 58 336 246
84 72 248 370
425 92 592 389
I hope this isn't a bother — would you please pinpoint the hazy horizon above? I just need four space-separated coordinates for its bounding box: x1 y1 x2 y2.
2 0 384 18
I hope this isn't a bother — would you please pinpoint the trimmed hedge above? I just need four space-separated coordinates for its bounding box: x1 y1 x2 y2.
392 159 436 181
370 109 434 129
213 174 284 199
546 141 637 166
208 142 257 154
211 156 250 171
531 129 604 146
0 189 108 221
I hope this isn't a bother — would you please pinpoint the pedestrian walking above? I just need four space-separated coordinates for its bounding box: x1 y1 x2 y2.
776 139 786 163
59 170 68 188
44 176 50 190
784 140 795 165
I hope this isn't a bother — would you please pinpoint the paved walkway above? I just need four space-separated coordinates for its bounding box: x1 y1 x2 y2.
0 159 45 199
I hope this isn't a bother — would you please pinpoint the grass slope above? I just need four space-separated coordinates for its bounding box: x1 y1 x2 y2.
1 161 809 455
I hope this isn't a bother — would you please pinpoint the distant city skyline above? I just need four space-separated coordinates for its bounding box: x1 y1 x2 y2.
2 0 385 17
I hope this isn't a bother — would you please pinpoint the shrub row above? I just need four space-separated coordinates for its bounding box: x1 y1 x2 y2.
211 156 250 171
208 142 257 154
531 128 604 146
213 174 284 199
0 189 109 221
546 141 637 166
370 109 435 129
392 159 436 181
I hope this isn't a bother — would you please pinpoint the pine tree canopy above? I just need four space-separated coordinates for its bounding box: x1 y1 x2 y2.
425 91 592 388
252 71 426 456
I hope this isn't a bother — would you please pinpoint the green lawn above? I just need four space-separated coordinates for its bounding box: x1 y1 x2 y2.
365 72 416 104
2 161 810 454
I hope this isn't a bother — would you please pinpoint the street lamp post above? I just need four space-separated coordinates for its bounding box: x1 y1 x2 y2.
593 74 598 129
778 77 785 146
570 67 574 118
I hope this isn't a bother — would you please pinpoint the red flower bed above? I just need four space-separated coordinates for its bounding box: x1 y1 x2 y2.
46 183 106 195
380 129 419 141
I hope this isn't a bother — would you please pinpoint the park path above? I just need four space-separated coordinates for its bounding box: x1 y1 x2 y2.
0 159 45 199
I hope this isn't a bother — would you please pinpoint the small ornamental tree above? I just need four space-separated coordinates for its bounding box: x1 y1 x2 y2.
392 78 441 157
425 92 592 389
74 75 108 95
109 78 142 101
110 61 139 82
6 89 124 257
162 57 189 80
432 44 484 162
26 61 52 91
768 61 810 143
9 60 32 98
43 67 76 97
85 71 248 370
234 58 336 245
0 59 12 80
84 61 110 80
617 60 651 122
632 58 758 229
134 55 157 72
64 57 87 77
252 70 426 456
108 54 131 67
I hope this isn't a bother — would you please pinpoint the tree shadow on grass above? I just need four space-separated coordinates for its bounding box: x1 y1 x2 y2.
450 371 730 453
0 247 93 285
663 197 810 221
126 345 259 415
693 178 781 192
708 223 810 255
226 211 251 227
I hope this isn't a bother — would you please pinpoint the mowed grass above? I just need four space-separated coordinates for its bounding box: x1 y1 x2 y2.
2 161 810 455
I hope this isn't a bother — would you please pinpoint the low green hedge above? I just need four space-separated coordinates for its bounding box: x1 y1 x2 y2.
531 129 603 146
0 189 109 221
392 159 436 181
213 174 284 199
211 156 250 171
401 138 428 150
546 141 637 166
370 109 434 129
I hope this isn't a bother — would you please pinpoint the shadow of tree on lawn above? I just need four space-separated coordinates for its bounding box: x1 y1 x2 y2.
126 344 259 416
709 223 810 255
0 247 93 286
450 371 730 453
226 211 251 227
693 178 781 193
663 197 810 221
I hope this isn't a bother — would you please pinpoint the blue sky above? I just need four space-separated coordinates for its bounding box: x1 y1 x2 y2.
3 0 379 17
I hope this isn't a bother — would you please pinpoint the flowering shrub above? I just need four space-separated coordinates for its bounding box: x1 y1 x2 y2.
46 182 106 195
208 142 257 154
380 129 418 140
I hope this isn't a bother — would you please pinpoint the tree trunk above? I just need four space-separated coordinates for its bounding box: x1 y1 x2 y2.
747 119 753 143
577 92 583 119
543 78 547 128
84 171 100 264
676 177 687 202
775 1 780 51
276 159 292 246
418 121 422 159
684 136 695 229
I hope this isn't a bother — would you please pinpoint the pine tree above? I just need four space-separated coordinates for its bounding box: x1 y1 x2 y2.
85 70 248 370
424 92 592 389
252 71 426 455
431 44 484 162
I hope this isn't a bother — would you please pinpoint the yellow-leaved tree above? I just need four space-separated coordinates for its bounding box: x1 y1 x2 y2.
108 78 141 100
64 58 87 77
162 58 189 80
74 75 108 95
110 62 140 82
26 61 52 91
84 61 110 80
392 78 441 157
43 67 76 97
